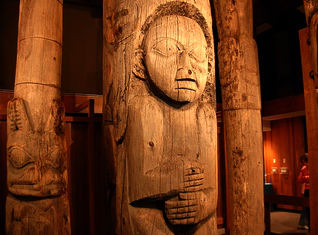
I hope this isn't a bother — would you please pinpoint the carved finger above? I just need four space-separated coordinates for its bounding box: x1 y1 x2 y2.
184 179 204 188
185 167 203 176
183 185 203 192
166 205 198 214
167 211 197 219
179 192 198 200
170 217 196 225
165 199 197 209
184 173 204 182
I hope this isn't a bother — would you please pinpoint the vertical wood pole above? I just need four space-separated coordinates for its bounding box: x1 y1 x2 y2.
6 0 71 234
213 0 264 234
88 99 95 235
104 0 218 234
299 27 318 234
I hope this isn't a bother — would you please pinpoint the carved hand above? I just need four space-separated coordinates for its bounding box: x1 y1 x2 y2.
165 190 213 225
165 166 212 225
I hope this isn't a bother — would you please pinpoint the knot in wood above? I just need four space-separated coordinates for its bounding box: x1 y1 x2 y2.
148 141 154 147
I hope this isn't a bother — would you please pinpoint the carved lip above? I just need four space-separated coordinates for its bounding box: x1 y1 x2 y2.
176 78 196 82
175 87 196 92
175 78 197 92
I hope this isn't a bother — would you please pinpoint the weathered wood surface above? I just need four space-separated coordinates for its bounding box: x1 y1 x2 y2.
304 0 318 89
104 0 217 234
213 0 264 234
299 27 318 234
6 0 70 234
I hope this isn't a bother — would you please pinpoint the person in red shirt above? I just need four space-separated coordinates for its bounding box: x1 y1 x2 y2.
297 153 310 230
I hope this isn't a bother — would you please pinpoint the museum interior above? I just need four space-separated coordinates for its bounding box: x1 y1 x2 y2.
0 0 317 234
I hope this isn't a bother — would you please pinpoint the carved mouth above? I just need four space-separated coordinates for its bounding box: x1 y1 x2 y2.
176 78 196 82
175 87 196 92
176 78 197 92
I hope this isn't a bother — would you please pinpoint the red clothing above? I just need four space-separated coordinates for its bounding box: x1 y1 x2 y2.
298 165 310 194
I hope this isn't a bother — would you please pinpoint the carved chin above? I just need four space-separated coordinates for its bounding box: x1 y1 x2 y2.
173 89 198 103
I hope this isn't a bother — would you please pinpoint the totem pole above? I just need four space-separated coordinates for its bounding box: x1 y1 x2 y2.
214 0 264 234
302 1 318 232
6 0 70 234
104 0 217 234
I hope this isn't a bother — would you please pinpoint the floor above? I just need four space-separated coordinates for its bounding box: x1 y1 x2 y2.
217 211 310 235
271 211 310 235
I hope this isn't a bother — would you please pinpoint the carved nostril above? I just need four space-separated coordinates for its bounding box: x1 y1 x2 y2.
188 70 192 75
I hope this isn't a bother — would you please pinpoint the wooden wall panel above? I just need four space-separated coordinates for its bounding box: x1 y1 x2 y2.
68 122 90 235
263 117 306 209
263 131 272 184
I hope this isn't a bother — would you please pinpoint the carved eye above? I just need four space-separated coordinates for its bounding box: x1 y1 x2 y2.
47 148 63 169
188 45 207 63
152 38 179 57
9 148 34 169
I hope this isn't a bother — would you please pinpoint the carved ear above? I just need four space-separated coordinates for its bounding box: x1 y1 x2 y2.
132 48 146 80
7 98 32 132
45 100 64 135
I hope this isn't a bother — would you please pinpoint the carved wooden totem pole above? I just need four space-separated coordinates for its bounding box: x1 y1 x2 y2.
6 0 70 234
302 1 318 233
214 0 264 234
104 0 217 234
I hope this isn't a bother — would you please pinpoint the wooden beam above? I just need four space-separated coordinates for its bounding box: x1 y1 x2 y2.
263 111 305 121
299 27 318 234
262 95 305 118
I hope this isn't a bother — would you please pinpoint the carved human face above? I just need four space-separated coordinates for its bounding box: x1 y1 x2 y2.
144 15 208 103
7 99 65 197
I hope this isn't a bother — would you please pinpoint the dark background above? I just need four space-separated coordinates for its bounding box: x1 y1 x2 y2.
0 0 307 101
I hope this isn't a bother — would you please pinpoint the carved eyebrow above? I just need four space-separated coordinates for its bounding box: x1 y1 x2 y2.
151 37 184 50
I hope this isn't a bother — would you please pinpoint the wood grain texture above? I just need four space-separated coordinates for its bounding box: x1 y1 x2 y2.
6 0 70 234
299 27 318 234
304 0 318 89
213 0 264 234
103 1 217 234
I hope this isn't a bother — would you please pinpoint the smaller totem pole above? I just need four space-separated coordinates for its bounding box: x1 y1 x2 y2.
6 1 70 234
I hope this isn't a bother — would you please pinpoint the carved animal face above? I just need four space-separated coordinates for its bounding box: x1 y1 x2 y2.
7 98 66 197
144 15 208 103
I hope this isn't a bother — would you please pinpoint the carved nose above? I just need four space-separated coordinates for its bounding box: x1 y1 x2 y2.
178 51 192 70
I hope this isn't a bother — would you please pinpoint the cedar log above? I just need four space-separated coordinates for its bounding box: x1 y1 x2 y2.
213 0 265 234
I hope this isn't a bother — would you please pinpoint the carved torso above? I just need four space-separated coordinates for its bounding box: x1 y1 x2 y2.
119 95 217 234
